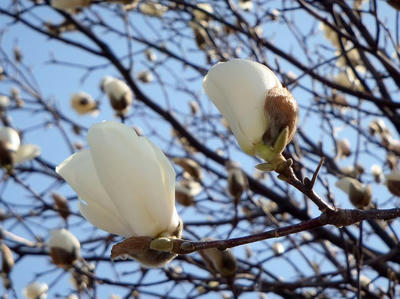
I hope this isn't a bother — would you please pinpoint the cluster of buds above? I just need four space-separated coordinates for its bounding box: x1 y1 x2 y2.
101 76 133 116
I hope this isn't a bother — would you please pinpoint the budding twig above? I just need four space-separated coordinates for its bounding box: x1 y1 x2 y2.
147 208 400 255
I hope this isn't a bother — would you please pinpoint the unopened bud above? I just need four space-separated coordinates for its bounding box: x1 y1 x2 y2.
70 92 98 116
370 164 383 183
336 138 351 159
385 170 400 197
336 177 371 209
137 71 153 83
175 179 202 206
101 77 133 116
199 242 237 278
272 242 285 255
226 161 248 204
51 192 70 220
1 243 14 275
173 157 202 181
48 229 80 268
23 282 48 299
189 101 200 115
145 49 157 62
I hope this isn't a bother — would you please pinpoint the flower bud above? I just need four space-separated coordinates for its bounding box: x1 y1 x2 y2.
370 164 383 183
145 49 157 62
175 179 202 206
226 161 248 204
336 177 371 209
336 138 351 160
189 101 200 115
70 92 98 116
111 220 183 268
1 243 14 289
14 47 22 63
0 96 10 110
23 282 48 299
369 119 388 136
101 77 133 115
199 245 237 278
173 157 202 181
203 59 298 160
385 170 400 197
48 229 80 268
272 242 285 255
137 71 154 83
50 0 91 10
51 192 70 220
193 3 214 22
238 0 253 11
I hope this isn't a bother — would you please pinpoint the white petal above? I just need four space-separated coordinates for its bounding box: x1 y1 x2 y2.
203 59 282 155
87 121 176 237
79 201 131 237
56 149 131 236
14 144 41 164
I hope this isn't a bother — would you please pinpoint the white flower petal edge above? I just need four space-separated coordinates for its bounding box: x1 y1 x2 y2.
203 59 282 155
56 149 133 237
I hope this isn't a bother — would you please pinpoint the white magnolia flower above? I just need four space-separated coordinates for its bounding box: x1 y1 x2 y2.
101 77 133 115
270 9 280 21
385 170 400 196
48 229 80 267
70 92 98 116
203 59 298 156
23 282 48 299
336 177 371 208
336 138 351 159
0 127 40 167
56 121 180 238
51 0 90 10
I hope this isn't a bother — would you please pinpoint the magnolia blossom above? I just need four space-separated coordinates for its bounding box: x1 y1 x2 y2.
226 161 248 202
238 0 253 11
203 59 298 157
70 92 98 116
56 121 180 238
23 282 48 299
336 177 371 208
50 0 90 10
385 170 400 196
0 127 40 167
145 49 157 62
199 241 237 278
48 229 80 267
371 164 383 183
101 76 133 115
336 138 351 160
